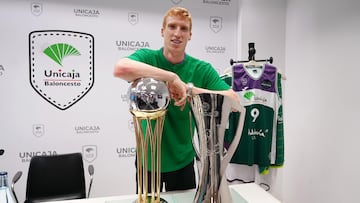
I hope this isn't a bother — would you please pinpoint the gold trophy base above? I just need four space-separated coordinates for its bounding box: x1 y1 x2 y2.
133 196 168 203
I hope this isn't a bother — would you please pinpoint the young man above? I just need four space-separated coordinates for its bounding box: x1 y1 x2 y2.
114 7 237 191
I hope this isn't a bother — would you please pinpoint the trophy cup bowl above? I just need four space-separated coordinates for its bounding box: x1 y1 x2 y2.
129 78 170 112
129 78 170 203
189 93 245 203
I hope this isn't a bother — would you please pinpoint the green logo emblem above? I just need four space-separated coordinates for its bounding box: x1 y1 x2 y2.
43 43 81 66
244 91 255 100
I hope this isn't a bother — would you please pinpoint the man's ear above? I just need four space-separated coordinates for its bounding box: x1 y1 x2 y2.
161 28 164 37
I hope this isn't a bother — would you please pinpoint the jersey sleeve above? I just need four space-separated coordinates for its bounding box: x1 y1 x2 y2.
272 72 284 167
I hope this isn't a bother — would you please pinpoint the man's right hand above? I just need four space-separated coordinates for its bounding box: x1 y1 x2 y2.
167 77 187 109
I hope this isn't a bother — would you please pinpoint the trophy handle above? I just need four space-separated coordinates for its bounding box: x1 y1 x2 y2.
188 95 206 162
189 111 201 161
218 97 246 176
188 95 210 197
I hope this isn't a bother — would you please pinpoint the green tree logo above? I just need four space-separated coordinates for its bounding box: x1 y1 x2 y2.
244 91 255 100
43 43 81 66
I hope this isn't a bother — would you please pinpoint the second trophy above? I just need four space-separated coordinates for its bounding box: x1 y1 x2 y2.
189 93 246 203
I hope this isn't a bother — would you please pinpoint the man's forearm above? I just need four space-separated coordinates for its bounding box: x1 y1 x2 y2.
114 58 177 83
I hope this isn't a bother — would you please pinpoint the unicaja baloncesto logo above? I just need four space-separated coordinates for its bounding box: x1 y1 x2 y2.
31 2 43 16
128 12 139 25
29 30 94 110
210 16 222 33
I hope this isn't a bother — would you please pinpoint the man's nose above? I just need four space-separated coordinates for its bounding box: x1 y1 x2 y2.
173 27 181 36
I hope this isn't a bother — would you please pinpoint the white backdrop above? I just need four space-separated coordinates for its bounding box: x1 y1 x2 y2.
0 0 242 202
4 0 359 202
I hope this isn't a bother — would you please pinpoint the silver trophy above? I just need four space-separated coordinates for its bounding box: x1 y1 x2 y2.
129 78 170 203
189 93 246 203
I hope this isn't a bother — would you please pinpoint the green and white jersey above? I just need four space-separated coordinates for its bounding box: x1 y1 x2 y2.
222 63 284 174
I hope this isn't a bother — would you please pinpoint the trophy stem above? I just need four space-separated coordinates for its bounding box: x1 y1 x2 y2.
147 118 155 202
134 117 143 202
131 110 168 203
155 116 164 200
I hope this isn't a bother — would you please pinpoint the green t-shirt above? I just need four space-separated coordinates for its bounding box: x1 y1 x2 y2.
128 48 230 172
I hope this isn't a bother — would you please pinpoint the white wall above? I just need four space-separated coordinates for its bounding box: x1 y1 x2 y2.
238 0 286 73
283 0 360 202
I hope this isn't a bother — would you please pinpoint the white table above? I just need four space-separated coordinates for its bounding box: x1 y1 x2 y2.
47 183 281 203
230 183 281 203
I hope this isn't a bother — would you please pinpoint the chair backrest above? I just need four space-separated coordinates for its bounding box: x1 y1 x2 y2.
25 153 86 203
